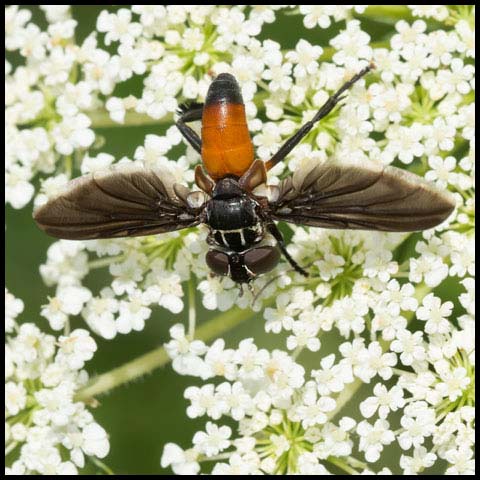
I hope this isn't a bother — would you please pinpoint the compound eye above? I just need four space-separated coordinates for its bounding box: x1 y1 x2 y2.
205 249 229 276
244 246 280 275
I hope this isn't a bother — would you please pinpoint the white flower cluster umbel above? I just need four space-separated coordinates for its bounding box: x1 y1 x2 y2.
5 4 475 475
5 292 109 475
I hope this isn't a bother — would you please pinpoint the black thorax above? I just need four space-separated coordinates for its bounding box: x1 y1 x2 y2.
205 177 262 252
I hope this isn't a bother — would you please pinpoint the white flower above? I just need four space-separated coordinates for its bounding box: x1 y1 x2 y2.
40 240 89 287
355 342 397 382
379 280 418 315
198 277 237 311
262 62 293 92
390 329 426 366
371 308 407 341
357 419 395 462
409 254 449 287
369 82 413 125
449 237 475 278
455 20 475 58
360 383 405 419
435 366 471 402
62 422 109 468
216 382 253 421
292 390 336 429
164 324 208 378
423 117 456 153
213 8 261 47
81 152 115 174
459 278 475 316
286 39 323 78
263 293 295 333
437 58 475 96
40 47 75 85
234 338 269 381
400 446 437 474
116 291 151 334
391 20 427 51
110 43 147 81
82 289 119 340
136 70 181 119
185 384 228 420
144 267 184 314
192 422 231 457
444 446 475 475
96 8 142 45
425 155 456 188
5 381 27 416
51 113 95 155
311 354 354 395
16 127 50 166
286 321 321 352
12 323 55 366
56 329 97 370
398 402 436 450
5 288 24 333
40 5 71 23
203 339 237 380
56 81 93 117
384 124 425 164
82 423 110 458
331 20 372 70
317 252 345 281
333 295 369 337
109 252 145 295
34 383 76 426
41 285 92 331
5 164 34 209
161 443 200 475
416 293 453 335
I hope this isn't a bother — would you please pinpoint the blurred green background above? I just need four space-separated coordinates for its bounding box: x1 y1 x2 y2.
6 6 457 474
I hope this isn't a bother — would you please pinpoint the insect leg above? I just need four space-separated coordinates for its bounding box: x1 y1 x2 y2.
265 63 375 170
176 102 204 153
266 223 309 277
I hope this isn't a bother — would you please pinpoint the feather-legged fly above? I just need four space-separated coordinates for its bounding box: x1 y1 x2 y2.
34 64 455 286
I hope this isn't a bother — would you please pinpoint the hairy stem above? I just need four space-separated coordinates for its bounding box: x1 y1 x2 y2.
75 306 256 402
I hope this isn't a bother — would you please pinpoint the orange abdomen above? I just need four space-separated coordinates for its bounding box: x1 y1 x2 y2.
202 103 254 180
201 73 254 180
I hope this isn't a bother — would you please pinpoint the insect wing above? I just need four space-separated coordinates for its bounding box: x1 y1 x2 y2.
269 161 455 232
33 164 204 239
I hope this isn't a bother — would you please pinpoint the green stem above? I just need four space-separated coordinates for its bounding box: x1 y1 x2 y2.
360 5 413 21
187 279 196 340
5 442 18 456
90 457 114 475
88 254 125 270
327 456 358 475
89 111 174 129
75 306 257 402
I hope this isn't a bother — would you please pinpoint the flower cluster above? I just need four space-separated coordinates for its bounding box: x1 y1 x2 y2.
5 4 475 476
162 307 474 474
5 295 109 474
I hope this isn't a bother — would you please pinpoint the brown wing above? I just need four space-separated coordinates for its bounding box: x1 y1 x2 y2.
269 161 455 232
33 164 204 240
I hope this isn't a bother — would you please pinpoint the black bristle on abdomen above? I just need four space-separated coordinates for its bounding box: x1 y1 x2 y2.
177 101 204 116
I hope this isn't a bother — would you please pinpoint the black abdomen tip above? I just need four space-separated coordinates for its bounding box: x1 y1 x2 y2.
206 73 243 105
215 73 236 82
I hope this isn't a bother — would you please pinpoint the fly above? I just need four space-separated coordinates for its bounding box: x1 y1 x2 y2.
33 65 455 286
